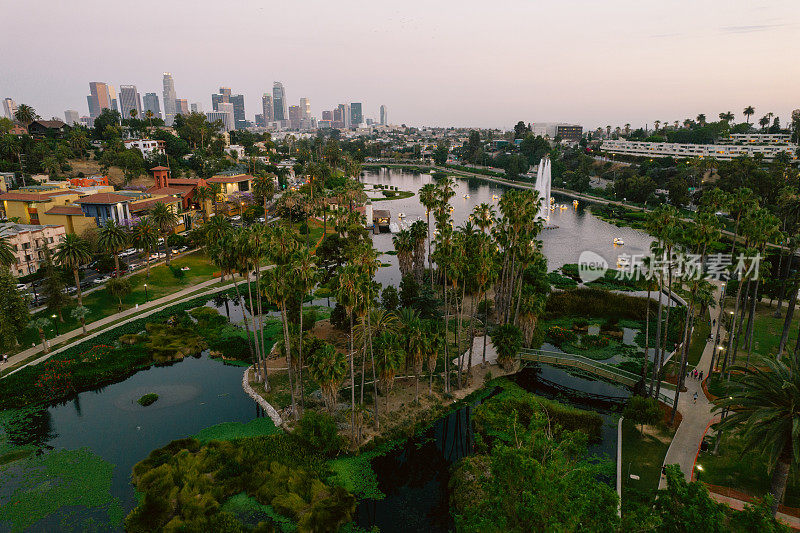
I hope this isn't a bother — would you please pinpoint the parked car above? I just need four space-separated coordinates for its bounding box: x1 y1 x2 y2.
93 276 110 284
15 283 27 291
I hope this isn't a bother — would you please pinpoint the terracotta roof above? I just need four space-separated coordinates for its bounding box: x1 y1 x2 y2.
0 192 55 202
73 192 132 204
146 186 193 197
150 166 170 171
206 174 254 184
45 205 84 216
130 196 180 213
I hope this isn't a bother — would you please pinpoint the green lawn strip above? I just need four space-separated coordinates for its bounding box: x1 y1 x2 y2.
370 190 415 201
697 432 800 508
17 251 220 350
745 302 799 359
621 419 674 493
194 418 279 443
686 308 711 367
0 447 123 532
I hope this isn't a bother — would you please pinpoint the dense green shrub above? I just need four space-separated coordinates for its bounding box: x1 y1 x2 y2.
581 334 610 348
137 393 159 406
546 325 577 346
548 271 578 289
294 411 343 458
546 288 652 321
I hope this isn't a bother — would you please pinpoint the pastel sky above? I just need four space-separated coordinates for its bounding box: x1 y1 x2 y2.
2 0 798 130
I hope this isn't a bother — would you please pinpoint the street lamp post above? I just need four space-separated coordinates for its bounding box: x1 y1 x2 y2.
52 314 59 336
144 283 148 303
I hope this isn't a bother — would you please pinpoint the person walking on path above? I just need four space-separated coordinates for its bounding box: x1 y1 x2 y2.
693 392 698 404
699 370 703 381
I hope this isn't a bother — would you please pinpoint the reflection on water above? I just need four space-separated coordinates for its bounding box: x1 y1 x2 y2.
356 365 624 532
363 168 653 288
1 353 261 531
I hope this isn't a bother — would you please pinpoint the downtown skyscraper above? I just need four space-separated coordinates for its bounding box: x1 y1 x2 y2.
162 73 177 126
273 82 287 122
3 97 17 120
143 93 162 119
380 105 387 125
119 85 142 118
261 93 273 123
86 82 111 120
350 103 363 126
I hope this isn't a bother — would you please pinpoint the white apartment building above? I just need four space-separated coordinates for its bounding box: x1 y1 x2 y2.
123 139 165 157
601 134 798 162
0 223 66 277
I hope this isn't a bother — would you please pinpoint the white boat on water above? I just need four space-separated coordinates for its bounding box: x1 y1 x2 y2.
463 194 470 199
613 237 625 245
398 212 406 218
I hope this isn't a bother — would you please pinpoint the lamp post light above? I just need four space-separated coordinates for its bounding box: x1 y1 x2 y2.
695 464 703 482
144 283 148 303
52 314 59 336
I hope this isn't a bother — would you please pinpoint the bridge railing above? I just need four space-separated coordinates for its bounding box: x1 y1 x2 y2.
518 348 675 404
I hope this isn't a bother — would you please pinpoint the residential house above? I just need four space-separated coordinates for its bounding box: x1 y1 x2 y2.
0 223 66 276
74 192 133 226
27 120 71 139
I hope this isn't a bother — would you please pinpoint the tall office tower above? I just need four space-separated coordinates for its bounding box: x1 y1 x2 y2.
208 102 234 132
211 86 230 111
300 98 311 119
288 105 301 129
190 102 203 113
261 94 273 123
2 98 18 119
108 85 118 113
380 105 387 125
230 94 246 129
87 82 111 119
350 103 363 126
175 99 189 116
119 85 142 118
321 110 333 122
64 110 80 125
162 73 177 126
143 93 162 119
272 82 287 122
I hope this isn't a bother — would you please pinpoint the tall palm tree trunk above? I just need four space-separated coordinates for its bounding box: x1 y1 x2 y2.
367 309 379 429
640 289 651 385
466 293 477 380
246 276 264 384
778 279 798 356
298 291 305 410
73 268 83 307
657 264 674 401
443 267 450 393
770 442 792 515
744 278 760 369
281 301 297 419
650 272 664 398
349 312 355 443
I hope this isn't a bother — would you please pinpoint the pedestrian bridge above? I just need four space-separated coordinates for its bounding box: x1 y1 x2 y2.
517 348 675 404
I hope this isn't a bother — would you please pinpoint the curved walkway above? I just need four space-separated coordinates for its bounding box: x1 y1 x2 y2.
659 283 723 488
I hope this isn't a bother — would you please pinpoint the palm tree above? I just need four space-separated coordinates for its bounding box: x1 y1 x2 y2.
491 323 522 371
252 175 276 221
714 354 800 515
419 183 439 288
53 233 92 307
759 116 771 131
145 110 154 127
743 106 755 124
0 235 15 270
307 343 347 413
410 220 428 282
696 114 707 126
294 247 318 409
67 129 90 158
654 120 661 133
14 104 38 126
97 219 129 276
130 218 158 278
149 202 179 265
392 229 414 278
193 185 215 222
263 264 298 419
719 111 735 123
70 306 89 336
337 264 360 441
31 318 52 353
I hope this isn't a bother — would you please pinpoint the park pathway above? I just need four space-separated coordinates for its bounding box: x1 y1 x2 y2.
659 282 723 488
0 270 268 377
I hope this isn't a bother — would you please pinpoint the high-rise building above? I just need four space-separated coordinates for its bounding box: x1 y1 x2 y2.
300 98 311 119
175 99 189 116
86 82 111 119
380 105 387 125
321 110 333 122
162 73 177 126
350 103 363 126
261 94 273 123
337 104 351 128
64 110 80 125
207 103 234 132
119 85 142 118
2 98 17 120
230 94 246 129
108 85 118 113
273 82 287 122
190 102 203 113
143 93 162 119
288 105 301 129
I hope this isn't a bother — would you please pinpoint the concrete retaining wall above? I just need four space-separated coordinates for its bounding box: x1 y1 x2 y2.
242 366 283 427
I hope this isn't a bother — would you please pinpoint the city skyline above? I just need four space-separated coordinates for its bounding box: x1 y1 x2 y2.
1 1 798 129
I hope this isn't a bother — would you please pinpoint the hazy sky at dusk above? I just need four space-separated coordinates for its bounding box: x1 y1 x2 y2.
2 0 798 129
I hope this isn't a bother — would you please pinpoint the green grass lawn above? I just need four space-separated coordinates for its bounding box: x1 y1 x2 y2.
698 432 800 508
744 301 800 358
17 251 220 351
622 418 675 493
687 308 711 368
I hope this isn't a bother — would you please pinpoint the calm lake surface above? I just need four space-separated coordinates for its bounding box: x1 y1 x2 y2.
363 168 654 287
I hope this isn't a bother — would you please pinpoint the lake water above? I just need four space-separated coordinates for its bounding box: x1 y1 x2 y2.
0 353 263 532
363 168 654 287
356 364 625 532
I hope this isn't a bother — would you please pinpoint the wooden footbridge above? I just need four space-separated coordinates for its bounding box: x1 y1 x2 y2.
517 348 675 404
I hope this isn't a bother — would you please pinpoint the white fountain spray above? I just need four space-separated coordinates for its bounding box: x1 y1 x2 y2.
534 157 552 223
